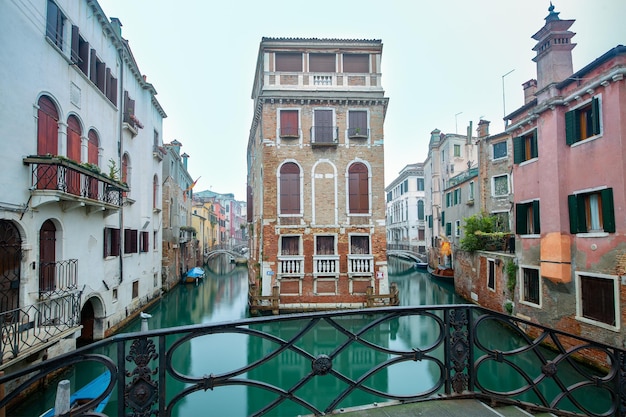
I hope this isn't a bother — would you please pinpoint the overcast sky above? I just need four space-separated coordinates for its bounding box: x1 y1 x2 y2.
99 0 626 201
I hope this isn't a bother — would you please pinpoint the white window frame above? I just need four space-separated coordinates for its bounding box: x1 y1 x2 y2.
519 265 541 308
575 271 620 331
491 174 509 197
492 140 508 161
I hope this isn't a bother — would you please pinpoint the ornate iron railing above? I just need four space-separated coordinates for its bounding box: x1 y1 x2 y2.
39 258 78 297
0 291 82 365
0 305 624 416
23 155 128 207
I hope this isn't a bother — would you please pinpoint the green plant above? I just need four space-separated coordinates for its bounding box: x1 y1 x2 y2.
459 213 495 252
504 300 514 315
108 158 120 181
505 260 517 293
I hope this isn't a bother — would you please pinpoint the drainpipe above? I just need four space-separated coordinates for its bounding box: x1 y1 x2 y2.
117 40 125 284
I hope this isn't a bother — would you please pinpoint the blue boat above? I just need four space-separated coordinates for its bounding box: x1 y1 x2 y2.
40 370 112 417
184 266 205 284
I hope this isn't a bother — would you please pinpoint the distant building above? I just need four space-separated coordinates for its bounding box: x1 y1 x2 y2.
505 5 626 346
247 37 390 311
385 163 427 254
0 0 165 371
194 190 247 249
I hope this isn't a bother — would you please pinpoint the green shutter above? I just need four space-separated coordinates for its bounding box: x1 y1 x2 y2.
532 200 541 234
568 194 579 234
513 136 524 164
565 110 576 145
428 215 433 228
515 203 527 234
591 97 601 136
601 188 615 233
531 130 538 159
446 222 452 236
441 211 445 226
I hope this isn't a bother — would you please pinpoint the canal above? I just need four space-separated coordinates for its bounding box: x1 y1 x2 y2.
13 256 607 416
14 255 465 416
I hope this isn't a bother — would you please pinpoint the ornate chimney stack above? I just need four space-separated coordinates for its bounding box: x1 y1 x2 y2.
531 3 576 91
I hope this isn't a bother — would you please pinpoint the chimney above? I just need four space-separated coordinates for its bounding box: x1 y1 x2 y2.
181 153 189 170
477 119 490 138
531 4 576 90
523 79 538 104
110 18 122 38
168 139 182 155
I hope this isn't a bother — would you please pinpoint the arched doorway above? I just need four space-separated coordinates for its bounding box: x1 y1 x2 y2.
0 221 22 313
78 296 105 347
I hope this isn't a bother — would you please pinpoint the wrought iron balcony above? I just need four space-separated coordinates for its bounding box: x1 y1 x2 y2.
39 258 78 298
0 305 623 416
310 126 338 146
347 127 369 139
23 155 129 211
0 291 81 366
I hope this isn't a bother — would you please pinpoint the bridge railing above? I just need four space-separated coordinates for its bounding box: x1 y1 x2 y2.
0 305 623 417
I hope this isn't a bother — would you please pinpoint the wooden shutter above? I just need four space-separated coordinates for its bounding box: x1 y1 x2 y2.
37 96 59 155
280 110 298 137
446 223 452 236
591 97 601 136
568 194 580 234
581 276 615 325
601 188 615 233
39 220 56 292
349 111 367 130
90 49 97 84
348 163 368 214
88 130 98 164
343 54 369 73
66 116 81 161
530 130 538 159
314 110 333 143
275 52 302 72
532 200 541 234
247 185 253 220
71 25 80 63
515 203 527 234
513 136 524 164
280 163 300 214
309 53 335 72
565 110 577 145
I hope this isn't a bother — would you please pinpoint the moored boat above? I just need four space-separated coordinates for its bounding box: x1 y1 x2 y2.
428 265 454 281
184 266 205 284
40 370 112 417
415 261 428 269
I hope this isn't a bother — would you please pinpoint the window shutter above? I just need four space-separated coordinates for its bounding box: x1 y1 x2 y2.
428 215 433 228
71 25 79 63
513 136 524 164
446 222 452 236
531 130 538 159
441 211 445 226
515 203 527 234
565 110 576 145
532 200 541 234
591 97 601 136
90 49 97 83
601 188 615 233
568 194 579 234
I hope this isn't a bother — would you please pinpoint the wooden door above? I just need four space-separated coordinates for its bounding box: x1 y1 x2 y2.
37 97 59 190
39 220 56 292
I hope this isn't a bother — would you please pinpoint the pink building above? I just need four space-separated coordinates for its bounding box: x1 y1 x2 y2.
506 5 626 346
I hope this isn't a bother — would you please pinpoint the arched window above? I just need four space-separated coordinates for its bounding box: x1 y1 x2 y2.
279 162 300 214
87 129 99 165
37 96 59 190
39 220 56 293
417 200 425 220
66 115 81 161
348 162 369 214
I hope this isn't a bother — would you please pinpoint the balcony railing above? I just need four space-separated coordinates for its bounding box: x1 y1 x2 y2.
0 291 81 366
347 254 374 276
23 156 129 210
347 127 369 139
39 259 78 298
313 255 340 275
277 255 304 277
265 71 383 90
310 126 338 146
0 305 623 416
279 127 300 138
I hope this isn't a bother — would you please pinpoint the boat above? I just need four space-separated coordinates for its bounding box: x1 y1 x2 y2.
415 260 428 269
184 266 205 284
428 265 454 281
40 370 112 417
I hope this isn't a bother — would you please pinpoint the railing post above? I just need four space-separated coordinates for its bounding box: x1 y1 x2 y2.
53 380 70 416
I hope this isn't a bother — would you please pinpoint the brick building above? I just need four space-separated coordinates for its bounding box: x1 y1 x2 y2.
247 37 390 311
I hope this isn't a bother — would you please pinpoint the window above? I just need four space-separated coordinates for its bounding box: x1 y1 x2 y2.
453 144 461 157
348 163 369 214
313 109 334 143
37 96 59 157
578 273 617 327
487 259 496 290
417 178 424 191
446 222 452 237
104 227 120 257
514 130 538 163
279 162 300 215
455 220 461 237
153 230 158 250
281 236 300 256
279 110 299 138
468 181 475 201
348 110 367 138
417 200 424 220
566 97 601 145
132 281 139 299
522 267 540 305
124 229 138 254
568 188 615 234
66 115 81 162
140 231 149 253
516 200 540 235
492 174 509 197
350 236 370 254
87 130 99 165
493 212 510 232
309 53 335 72
343 54 369 73
493 141 507 160
153 175 159 209
275 52 302 72
46 0 65 49
316 236 335 255
71 26 90 76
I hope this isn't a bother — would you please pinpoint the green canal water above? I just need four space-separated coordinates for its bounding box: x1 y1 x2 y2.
12 257 609 416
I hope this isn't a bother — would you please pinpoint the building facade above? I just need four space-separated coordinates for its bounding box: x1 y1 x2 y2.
247 37 390 310
505 6 626 347
0 0 165 370
385 163 427 254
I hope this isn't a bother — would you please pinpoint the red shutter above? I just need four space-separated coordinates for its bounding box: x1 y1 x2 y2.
349 163 369 213
37 97 59 190
39 220 56 292
280 110 298 136
280 163 300 214
66 116 82 195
